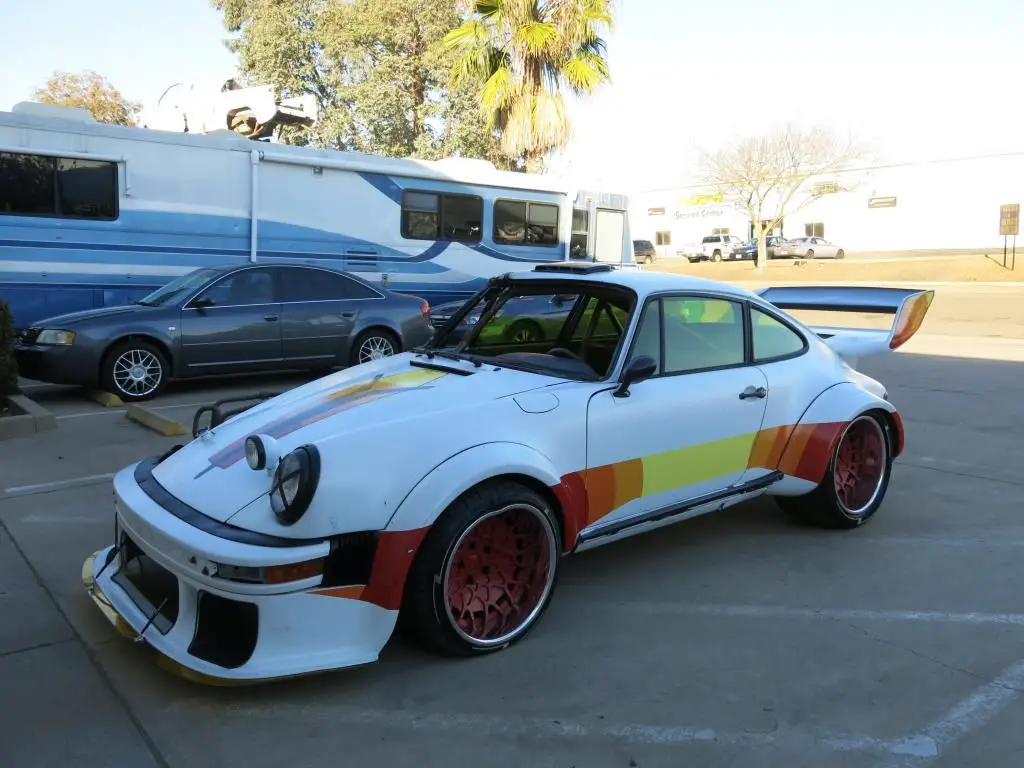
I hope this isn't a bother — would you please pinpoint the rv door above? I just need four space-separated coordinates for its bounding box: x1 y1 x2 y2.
594 209 625 263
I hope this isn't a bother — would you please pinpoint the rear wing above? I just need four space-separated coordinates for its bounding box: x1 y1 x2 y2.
756 285 935 364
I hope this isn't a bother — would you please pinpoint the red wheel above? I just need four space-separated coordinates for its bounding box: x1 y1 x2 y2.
402 481 562 656
833 416 887 517
774 412 893 529
443 504 556 647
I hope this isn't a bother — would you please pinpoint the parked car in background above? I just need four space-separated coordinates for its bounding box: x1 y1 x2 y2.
632 239 657 264
13 263 434 401
775 237 846 259
700 234 745 261
429 293 576 346
732 236 787 261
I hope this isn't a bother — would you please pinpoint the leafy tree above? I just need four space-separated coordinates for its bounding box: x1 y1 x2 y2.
699 124 870 270
0 301 19 396
212 0 511 164
32 71 142 126
444 0 614 173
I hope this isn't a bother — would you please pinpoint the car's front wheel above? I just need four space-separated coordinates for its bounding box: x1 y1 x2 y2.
100 339 169 402
403 480 562 656
776 412 893 529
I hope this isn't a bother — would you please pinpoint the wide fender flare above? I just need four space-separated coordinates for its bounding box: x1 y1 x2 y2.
776 382 903 485
385 441 564 537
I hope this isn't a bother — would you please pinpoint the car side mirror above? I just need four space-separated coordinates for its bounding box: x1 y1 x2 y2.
613 355 657 398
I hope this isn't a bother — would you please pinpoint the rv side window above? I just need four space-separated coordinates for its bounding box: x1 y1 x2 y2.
401 190 482 242
0 153 56 216
57 158 117 219
493 199 559 246
0 151 117 220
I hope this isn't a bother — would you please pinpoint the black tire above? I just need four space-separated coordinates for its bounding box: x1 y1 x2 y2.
503 319 544 344
402 479 563 657
100 338 169 402
349 327 400 366
804 248 815 259
711 250 722 262
836 249 845 259
775 412 893 529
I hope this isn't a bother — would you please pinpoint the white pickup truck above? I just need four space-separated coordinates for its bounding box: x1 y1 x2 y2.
699 234 745 262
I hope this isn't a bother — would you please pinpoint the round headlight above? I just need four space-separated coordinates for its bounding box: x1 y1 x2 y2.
270 445 320 525
244 435 266 470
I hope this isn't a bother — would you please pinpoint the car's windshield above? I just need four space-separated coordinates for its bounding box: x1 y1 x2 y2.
136 268 219 307
427 282 634 380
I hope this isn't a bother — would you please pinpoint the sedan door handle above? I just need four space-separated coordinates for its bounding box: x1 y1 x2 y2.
264 314 279 322
341 311 355 319
739 385 767 400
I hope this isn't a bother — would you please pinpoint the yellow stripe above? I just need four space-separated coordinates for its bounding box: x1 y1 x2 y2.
640 431 757 497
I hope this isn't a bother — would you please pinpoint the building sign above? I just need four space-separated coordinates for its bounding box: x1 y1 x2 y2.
647 207 666 216
868 196 897 208
674 208 725 220
676 193 724 207
1000 203 1019 236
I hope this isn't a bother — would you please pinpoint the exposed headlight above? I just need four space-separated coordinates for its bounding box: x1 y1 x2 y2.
36 329 75 345
244 435 267 470
269 445 321 525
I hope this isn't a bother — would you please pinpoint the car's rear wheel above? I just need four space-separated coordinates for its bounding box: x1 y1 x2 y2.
504 319 544 344
776 413 892 529
836 249 845 258
711 250 722 262
403 480 562 656
804 248 815 259
350 328 399 366
100 339 169 402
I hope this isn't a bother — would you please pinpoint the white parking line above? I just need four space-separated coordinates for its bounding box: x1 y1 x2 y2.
3 473 115 497
576 602 1024 627
874 660 1024 766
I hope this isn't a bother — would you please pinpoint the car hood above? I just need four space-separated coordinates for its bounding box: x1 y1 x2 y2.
150 353 561 520
30 304 152 327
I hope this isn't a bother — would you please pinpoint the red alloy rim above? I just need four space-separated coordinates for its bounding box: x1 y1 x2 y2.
834 417 886 514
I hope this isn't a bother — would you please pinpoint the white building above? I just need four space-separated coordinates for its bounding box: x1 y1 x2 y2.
631 150 1024 257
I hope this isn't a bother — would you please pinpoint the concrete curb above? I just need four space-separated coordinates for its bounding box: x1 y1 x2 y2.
85 390 123 407
124 403 188 436
0 393 58 440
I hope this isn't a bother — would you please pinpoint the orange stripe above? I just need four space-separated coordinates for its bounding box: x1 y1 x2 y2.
584 465 618 525
612 458 644 510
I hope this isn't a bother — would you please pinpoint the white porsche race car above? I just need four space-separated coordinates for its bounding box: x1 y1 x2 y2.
82 262 934 684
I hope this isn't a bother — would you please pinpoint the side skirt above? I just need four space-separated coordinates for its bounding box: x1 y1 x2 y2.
573 471 784 553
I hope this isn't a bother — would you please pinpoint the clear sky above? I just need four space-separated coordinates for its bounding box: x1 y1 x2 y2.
2 0 1023 193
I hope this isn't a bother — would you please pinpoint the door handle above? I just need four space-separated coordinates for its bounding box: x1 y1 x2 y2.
264 314 279 322
341 311 355 319
739 385 767 400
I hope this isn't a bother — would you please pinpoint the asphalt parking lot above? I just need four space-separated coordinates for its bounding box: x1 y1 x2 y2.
3 288 1024 768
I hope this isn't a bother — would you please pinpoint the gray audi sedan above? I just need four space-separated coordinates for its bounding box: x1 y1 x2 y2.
13 262 435 401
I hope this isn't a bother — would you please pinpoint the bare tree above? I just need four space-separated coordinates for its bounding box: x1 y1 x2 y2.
699 124 869 269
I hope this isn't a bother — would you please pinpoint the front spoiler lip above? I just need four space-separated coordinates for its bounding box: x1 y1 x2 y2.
81 549 290 687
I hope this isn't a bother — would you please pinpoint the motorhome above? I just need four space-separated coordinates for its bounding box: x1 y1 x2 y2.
0 96 633 327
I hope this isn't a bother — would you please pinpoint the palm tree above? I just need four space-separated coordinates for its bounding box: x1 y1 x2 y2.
444 0 613 173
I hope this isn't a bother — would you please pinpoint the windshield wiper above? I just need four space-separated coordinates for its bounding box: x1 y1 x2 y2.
419 347 483 367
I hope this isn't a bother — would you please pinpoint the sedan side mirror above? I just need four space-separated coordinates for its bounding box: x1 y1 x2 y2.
613 355 657 398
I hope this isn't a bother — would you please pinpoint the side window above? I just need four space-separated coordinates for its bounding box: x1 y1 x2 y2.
751 307 806 361
570 207 589 257
57 158 117 218
0 153 55 215
494 200 559 246
196 269 277 307
401 191 482 242
0 152 117 219
280 268 378 301
627 299 662 370
662 297 745 373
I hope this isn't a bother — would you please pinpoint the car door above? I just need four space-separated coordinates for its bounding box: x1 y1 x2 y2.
580 293 770 533
178 266 283 374
278 266 370 366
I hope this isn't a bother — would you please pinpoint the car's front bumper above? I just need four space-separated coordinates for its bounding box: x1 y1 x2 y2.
82 464 399 684
13 343 100 387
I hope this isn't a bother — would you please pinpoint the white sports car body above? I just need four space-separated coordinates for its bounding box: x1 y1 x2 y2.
83 262 934 684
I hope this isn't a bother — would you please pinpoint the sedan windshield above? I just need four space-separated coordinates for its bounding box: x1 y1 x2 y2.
427 282 635 380
136 268 220 307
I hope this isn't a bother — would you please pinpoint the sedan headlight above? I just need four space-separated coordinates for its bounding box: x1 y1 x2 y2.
269 445 321 525
36 329 76 345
